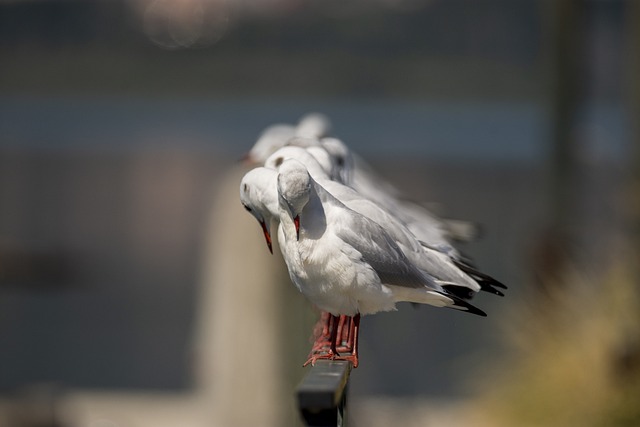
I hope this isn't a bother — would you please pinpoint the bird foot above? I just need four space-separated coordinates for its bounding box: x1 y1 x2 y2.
303 348 359 368
310 338 352 354
305 313 359 367
310 313 352 351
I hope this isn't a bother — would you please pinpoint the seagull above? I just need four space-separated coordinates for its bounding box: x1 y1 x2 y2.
265 146 461 262
240 167 279 254
274 159 495 367
241 123 505 366
240 146 332 254
248 147 505 299
265 148 505 292
240 166 356 354
317 136 480 245
248 148 505 358
296 113 332 139
279 136 479 250
264 145 464 263
242 113 331 165
243 115 477 243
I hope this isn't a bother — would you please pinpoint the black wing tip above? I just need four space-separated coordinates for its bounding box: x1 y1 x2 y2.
461 303 487 317
442 284 475 300
479 282 505 297
444 281 505 298
453 259 508 292
489 279 508 290
445 292 487 317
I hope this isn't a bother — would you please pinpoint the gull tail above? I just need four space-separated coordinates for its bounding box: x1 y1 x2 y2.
445 292 487 317
454 260 507 297
441 284 475 300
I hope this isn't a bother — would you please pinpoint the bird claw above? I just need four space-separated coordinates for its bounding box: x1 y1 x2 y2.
303 350 359 368
310 337 352 354
303 351 334 367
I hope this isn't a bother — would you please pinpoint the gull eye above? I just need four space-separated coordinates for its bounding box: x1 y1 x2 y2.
274 157 284 167
336 156 344 167
242 204 252 213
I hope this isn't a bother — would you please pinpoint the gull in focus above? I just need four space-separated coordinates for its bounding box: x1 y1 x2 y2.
241 149 505 366
262 146 505 297
273 159 499 366
240 164 357 356
240 115 506 367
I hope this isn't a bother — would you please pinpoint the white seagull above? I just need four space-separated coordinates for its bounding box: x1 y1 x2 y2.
241 150 505 364
274 136 478 253
251 147 505 299
272 159 494 366
316 136 480 245
243 113 477 243
264 146 472 269
242 113 331 165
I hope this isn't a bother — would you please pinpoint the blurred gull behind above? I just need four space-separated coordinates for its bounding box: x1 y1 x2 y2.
244 112 332 164
245 112 481 257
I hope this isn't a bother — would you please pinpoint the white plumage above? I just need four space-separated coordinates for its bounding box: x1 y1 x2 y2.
275 159 486 316
239 114 505 366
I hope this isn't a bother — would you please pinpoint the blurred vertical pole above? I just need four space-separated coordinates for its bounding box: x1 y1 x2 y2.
549 0 583 228
196 165 315 427
628 0 640 284
535 0 586 290
196 167 286 427
614 0 640 389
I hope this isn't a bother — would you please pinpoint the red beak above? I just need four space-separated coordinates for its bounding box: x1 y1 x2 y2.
260 220 273 254
294 215 300 241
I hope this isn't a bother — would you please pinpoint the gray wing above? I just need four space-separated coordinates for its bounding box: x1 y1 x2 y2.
334 207 437 290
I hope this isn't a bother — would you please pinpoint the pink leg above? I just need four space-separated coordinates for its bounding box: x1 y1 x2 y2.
348 313 360 367
337 315 353 352
335 315 348 349
320 311 331 337
310 311 332 352
304 313 361 368
344 314 355 352
304 314 340 367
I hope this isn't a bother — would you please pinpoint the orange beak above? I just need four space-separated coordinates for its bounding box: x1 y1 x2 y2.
260 220 273 254
294 215 300 241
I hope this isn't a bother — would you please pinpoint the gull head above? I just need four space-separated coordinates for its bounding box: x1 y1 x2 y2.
284 136 334 175
295 112 332 139
239 167 279 254
243 124 296 165
284 137 347 183
265 146 331 181
286 136 320 149
320 137 354 185
243 112 331 165
277 159 312 241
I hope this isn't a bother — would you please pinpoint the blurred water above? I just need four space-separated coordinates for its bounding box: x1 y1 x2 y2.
2 96 629 161
1 96 547 159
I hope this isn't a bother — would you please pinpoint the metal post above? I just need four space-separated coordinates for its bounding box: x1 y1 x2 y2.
296 360 352 427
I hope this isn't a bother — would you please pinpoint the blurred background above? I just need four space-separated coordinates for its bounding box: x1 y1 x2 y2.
1 0 639 426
